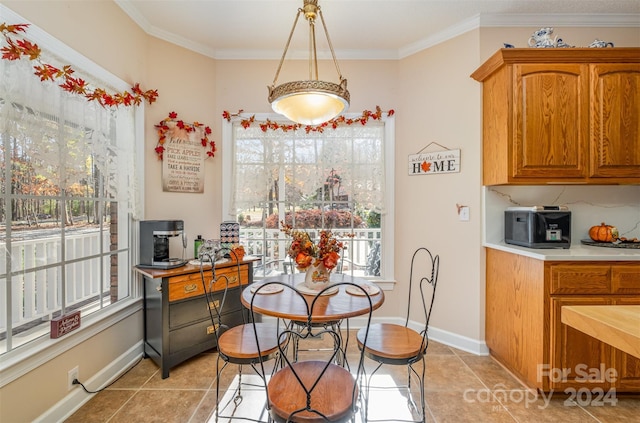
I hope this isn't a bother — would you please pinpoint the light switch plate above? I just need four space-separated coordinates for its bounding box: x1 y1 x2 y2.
459 206 470 222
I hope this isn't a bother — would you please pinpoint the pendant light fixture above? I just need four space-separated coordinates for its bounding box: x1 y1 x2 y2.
268 0 350 125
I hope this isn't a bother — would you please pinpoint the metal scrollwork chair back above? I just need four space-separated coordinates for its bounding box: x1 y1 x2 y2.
200 248 283 423
356 246 440 423
251 281 373 423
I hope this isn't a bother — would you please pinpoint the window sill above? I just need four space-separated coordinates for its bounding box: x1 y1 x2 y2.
0 297 142 388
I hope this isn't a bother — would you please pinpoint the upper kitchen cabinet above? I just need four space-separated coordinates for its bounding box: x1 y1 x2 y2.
471 48 640 185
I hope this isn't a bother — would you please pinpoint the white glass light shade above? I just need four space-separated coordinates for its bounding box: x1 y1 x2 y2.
269 79 350 125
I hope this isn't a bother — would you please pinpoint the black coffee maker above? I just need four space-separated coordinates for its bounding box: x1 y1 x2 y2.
138 220 188 269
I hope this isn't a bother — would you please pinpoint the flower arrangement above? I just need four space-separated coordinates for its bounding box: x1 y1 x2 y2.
281 222 348 271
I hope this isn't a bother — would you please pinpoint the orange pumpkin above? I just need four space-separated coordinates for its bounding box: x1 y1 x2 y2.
589 222 619 243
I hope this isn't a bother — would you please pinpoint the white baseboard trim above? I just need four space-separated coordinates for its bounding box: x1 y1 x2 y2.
345 316 489 356
34 341 144 423
426 326 489 356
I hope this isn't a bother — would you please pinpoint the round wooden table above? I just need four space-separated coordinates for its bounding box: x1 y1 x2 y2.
241 273 385 322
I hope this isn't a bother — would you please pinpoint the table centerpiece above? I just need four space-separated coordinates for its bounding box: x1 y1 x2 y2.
281 222 350 291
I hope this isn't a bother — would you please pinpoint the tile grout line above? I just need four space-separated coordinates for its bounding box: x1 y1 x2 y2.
450 348 521 422
105 366 160 423
187 358 220 423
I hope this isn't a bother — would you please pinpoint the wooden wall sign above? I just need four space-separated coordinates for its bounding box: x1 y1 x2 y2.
408 148 460 175
162 122 206 193
50 310 81 339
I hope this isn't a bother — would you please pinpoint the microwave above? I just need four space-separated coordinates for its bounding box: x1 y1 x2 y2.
505 206 571 249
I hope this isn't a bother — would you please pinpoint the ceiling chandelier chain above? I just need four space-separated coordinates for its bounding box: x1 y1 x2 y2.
316 6 344 81
268 0 350 126
271 7 303 87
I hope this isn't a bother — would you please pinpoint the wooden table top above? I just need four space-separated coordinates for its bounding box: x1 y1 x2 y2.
241 273 385 323
561 305 640 359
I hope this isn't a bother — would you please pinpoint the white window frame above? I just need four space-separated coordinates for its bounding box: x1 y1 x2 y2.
221 113 395 285
0 5 144 387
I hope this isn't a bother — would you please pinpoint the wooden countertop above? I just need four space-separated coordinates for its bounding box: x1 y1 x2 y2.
561 305 640 359
134 256 260 279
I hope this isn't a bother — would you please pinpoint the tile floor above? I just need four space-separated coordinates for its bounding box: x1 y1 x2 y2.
66 333 639 423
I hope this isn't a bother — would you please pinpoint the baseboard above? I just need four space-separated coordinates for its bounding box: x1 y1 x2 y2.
426 325 489 356
34 341 144 423
347 316 489 356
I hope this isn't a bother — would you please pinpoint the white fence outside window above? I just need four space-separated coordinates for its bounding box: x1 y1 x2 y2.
2 227 380 339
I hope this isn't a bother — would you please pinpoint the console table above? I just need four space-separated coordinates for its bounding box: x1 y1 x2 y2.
135 259 256 378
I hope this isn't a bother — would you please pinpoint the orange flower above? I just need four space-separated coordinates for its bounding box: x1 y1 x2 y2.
322 251 340 269
295 252 313 268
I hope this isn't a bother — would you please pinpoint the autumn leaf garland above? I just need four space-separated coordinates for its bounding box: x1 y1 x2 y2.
223 106 395 133
1 22 158 107
155 112 215 160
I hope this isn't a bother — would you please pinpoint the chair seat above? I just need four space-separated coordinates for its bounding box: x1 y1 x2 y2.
218 323 281 360
357 323 424 360
268 360 356 423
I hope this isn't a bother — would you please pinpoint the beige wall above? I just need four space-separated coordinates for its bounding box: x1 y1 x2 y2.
1 1 639 420
397 29 484 339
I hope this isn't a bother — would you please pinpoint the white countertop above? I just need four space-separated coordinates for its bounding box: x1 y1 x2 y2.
484 241 640 261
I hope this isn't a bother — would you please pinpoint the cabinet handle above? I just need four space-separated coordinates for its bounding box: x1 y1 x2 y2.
156 286 162 292
184 284 198 293
208 300 220 310
207 324 219 335
229 276 238 284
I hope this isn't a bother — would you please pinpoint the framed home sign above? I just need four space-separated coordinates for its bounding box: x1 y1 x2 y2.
408 147 460 175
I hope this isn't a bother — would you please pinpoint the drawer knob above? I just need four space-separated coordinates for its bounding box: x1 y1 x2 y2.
208 300 220 310
184 283 198 293
207 324 219 335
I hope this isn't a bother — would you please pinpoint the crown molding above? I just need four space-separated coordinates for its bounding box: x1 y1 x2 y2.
112 2 640 61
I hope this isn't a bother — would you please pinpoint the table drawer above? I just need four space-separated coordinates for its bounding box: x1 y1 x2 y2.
169 288 243 329
169 308 247 354
168 264 248 302
209 265 249 291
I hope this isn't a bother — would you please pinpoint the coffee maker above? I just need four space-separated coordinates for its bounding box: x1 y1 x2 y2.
138 220 188 269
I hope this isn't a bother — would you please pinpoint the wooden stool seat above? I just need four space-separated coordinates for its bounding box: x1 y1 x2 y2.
357 323 423 360
218 323 281 360
267 361 357 423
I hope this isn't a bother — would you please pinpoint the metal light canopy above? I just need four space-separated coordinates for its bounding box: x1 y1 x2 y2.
268 0 350 125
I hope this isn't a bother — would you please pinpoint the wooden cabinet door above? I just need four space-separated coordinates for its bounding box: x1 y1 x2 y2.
513 64 589 179
590 64 640 179
550 297 612 391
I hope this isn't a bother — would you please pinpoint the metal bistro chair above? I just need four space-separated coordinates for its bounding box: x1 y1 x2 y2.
356 247 440 423
200 249 284 423
251 281 374 423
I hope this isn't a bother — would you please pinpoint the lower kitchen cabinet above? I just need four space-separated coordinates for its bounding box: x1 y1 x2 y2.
486 248 640 392
135 260 254 378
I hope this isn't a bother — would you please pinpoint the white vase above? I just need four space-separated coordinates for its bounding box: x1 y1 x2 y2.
304 262 331 291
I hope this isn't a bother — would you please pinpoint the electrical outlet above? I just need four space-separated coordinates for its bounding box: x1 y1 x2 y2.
68 366 79 391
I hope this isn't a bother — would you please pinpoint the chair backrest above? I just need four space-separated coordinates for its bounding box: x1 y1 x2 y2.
404 247 440 349
199 247 244 344
250 281 373 422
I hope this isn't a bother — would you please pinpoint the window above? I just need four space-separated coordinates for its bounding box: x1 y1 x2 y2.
222 114 394 281
0 15 142 356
